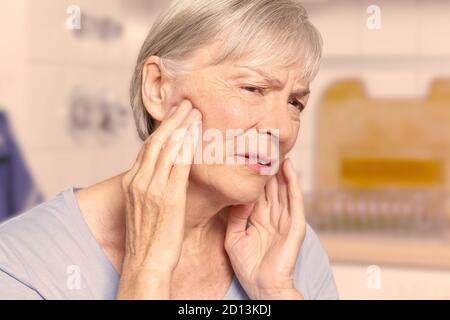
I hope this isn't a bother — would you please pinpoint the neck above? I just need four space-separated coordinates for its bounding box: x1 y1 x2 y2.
78 171 231 266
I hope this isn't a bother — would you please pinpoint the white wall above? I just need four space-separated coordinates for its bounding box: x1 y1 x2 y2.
0 0 165 198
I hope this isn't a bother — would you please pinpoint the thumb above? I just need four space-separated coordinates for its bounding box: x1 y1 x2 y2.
226 203 255 236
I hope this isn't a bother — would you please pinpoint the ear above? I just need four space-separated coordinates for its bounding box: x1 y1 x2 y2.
141 56 171 121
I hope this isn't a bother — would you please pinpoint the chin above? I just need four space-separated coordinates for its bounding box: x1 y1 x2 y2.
193 164 270 205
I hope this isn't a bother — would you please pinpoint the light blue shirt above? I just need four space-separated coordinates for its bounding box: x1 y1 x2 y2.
0 187 338 300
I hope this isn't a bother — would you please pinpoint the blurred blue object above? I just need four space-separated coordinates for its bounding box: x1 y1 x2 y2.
0 109 43 221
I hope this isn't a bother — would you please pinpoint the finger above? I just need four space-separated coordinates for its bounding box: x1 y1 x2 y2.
265 175 279 204
250 190 269 227
276 164 289 229
123 143 146 188
163 104 178 120
132 100 193 192
153 108 202 186
284 158 303 209
253 189 267 212
272 161 290 232
125 120 164 182
226 203 255 236
122 105 185 244
132 103 184 176
284 159 302 210
277 165 288 211
168 119 202 190
284 158 306 233
151 100 193 145
121 141 148 230
265 175 280 228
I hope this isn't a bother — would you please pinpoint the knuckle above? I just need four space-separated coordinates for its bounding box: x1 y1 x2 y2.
170 179 187 195
131 177 148 195
149 134 163 148
149 197 164 213
147 183 162 199
121 176 130 192
146 133 156 144
160 142 169 153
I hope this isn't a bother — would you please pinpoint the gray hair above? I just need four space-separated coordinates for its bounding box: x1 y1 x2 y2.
130 0 323 141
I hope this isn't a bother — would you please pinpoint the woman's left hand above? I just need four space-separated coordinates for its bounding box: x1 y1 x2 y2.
225 158 306 300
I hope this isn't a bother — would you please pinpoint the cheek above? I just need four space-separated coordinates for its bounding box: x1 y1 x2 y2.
177 72 260 131
191 90 255 132
214 98 252 129
281 122 301 155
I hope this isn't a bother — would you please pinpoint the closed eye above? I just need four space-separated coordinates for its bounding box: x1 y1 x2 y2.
241 86 266 95
242 86 305 112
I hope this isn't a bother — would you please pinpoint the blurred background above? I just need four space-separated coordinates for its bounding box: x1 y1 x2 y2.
1 0 449 299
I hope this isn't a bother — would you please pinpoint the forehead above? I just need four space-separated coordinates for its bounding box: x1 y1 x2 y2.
190 45 309 87
189 43 310 88
227 62 311 94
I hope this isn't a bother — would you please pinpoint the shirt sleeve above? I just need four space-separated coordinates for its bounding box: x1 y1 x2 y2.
294 225 339 300
0 269 43 300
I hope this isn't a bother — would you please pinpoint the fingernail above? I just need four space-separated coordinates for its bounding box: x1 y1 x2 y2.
181 100 192 111
191 109 202 121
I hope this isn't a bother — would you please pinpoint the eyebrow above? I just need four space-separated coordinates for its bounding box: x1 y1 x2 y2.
292 88 311 98
237 65 311 97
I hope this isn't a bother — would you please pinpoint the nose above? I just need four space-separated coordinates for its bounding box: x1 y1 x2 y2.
256 95 297 146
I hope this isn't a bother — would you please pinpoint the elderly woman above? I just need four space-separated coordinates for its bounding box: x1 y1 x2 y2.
0 0 338 300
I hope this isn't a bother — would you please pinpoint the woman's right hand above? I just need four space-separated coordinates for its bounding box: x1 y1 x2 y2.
116 100 202 299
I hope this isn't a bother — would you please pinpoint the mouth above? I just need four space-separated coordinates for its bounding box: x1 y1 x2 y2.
245 153 271 166
235 153 275 175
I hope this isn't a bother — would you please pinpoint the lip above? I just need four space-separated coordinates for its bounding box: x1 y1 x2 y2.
236 153 272 165
235 153 274 174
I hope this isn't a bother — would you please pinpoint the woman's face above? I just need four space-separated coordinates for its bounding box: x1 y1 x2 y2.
162 44 311 205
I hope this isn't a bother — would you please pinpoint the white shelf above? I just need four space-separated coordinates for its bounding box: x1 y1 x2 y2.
320 232 450 269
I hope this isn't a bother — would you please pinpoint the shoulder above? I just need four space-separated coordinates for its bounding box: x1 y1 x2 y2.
0 190 74 281
0 188 116 299
0 188 78 253
294 224 339 300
